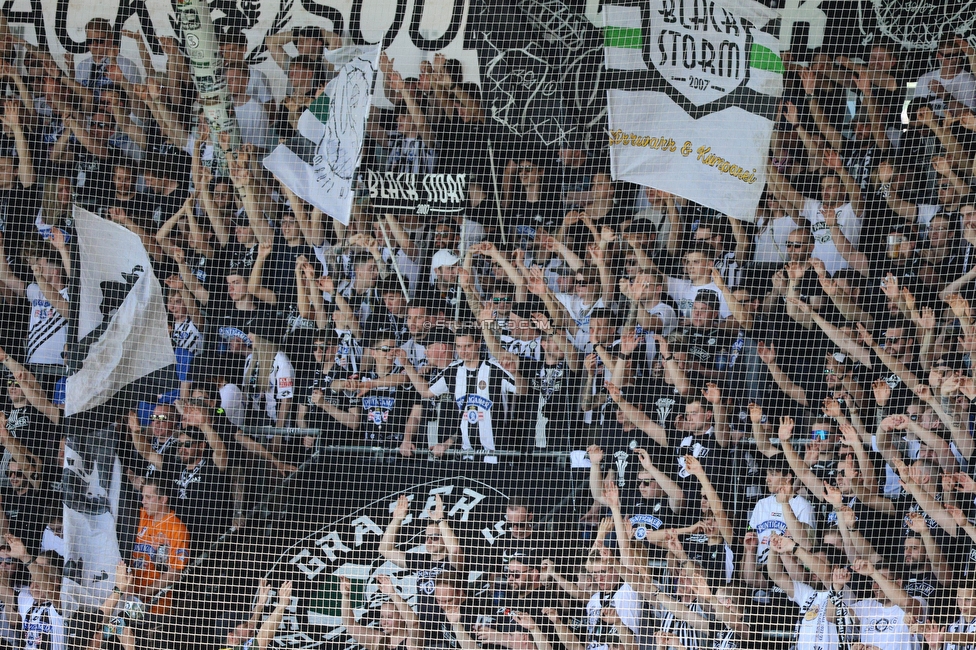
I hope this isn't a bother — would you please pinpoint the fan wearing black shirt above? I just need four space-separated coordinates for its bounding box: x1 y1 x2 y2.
473 555 560 650
0 347 59 476
142 151 189 233
351 335 420 453
130 424 232 551
519 327 585 451
856 319 924 413
0 99 37 243
379 494 464 618
365 280 410 346
0 454 50 555
501 156 561 245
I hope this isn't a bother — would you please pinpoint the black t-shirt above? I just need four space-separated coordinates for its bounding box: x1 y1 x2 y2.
670 324 730 374
188 249 228 305
598 420 648 490
682 533 731 587
625 491 684 562
72 149 114 212
268 236 313 305
300 366 357 442
855 351 922 412
407 554 454 619
892 490 957 553
639 376 682 431
520 359 586 451
479 585 560 644
508 198 561 248
423 609 479 650
675 429 730 515
160 452 231 548
224 240 259 277
359 369 418 445
146 186 189 233
364 310 409 347
4 405 58 471
0 485 50 554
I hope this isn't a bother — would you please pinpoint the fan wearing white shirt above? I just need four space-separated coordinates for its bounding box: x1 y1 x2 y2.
847 559 927 650
765 533 850 650
767 150 868 277
667 245 732 321
914 36 976 113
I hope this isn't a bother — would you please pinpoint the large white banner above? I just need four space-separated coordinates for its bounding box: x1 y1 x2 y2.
7 0 478 105
604 0 782 220
263 44 380 225
65 206 176 416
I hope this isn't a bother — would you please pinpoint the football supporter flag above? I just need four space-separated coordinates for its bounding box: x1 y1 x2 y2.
604 0 782 219
62 420 122 610
263 44 381 226
65 206 176 416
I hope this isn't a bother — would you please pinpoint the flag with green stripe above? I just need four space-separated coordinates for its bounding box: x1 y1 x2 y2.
605 0 782 221
263 44 380 226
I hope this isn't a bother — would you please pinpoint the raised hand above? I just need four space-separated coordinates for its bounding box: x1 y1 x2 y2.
872 379 892 406
748 403 763 425
778 416 795 442
587 444 604 465
392 494 410 520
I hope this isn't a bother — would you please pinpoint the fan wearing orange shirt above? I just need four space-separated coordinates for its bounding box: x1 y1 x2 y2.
128 478 189 614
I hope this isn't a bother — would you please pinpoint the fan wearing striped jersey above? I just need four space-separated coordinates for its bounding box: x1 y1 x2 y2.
403 327 526 461
0 239 68 368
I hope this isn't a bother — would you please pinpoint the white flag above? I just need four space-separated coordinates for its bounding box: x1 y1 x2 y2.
604 0 782 220
65 206 176 416
263 44 381 226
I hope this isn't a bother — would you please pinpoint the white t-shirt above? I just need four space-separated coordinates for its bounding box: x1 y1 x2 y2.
219 383 247 427
642 302 677 363
666 278 731 320
248 68 274 104
586 584 642 650
916 205 942 234
753 214 800 264
18 591 64 650
792 581 839 650
852 598 925 650
26 284 67 365
801 198 862 275
946 615 976 650
75 54 143 87
555 293 605 350
244 351 295 422
234 98 274 149
914 69 976 111
748 493 816 565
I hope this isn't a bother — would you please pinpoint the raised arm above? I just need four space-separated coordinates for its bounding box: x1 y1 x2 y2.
256 581 293 650
378 495 411 567
128 410 164 469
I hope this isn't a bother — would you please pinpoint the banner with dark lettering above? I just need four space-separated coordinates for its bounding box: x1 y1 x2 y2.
604 0 781 219
365 170 467 216
259 477 508 648
6 0 478 108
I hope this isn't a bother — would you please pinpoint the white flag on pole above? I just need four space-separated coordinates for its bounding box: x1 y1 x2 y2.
263 44 381 226
65 205 176 416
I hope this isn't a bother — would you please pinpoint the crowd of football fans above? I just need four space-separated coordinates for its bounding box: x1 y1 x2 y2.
2 12 976 650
